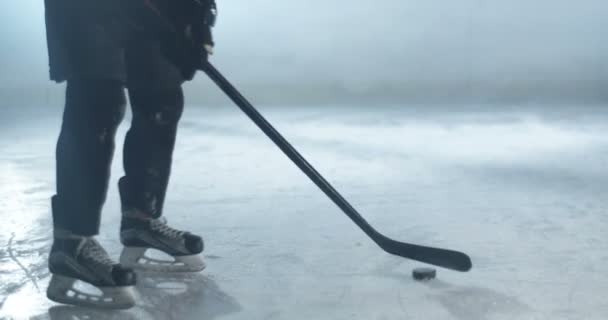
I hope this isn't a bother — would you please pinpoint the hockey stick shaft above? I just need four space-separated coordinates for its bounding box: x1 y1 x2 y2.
201 62 472 272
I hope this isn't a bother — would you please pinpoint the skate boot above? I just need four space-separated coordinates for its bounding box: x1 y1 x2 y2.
119 213 205 272
46 233 137 309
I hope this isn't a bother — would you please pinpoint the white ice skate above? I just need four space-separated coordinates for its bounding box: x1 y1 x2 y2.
46 236 137 309
120 216 205 273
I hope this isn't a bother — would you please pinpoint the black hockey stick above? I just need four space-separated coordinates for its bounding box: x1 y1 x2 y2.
201 62 472 272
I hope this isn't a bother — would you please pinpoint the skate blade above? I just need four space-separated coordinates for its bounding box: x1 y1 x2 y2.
46 274 136 310
120 247 206 273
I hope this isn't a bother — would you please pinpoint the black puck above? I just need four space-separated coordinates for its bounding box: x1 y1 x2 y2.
412 267 436 281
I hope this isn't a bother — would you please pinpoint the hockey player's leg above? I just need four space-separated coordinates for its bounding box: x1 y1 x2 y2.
118 86 205 271
53 79 126 234
119 49 205 271
121 84 184 219
47 80 137 308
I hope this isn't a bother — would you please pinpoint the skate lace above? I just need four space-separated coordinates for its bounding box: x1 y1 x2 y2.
81 238 114 266
150 217 185 240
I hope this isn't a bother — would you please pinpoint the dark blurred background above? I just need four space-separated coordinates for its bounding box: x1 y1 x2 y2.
0 0 607 109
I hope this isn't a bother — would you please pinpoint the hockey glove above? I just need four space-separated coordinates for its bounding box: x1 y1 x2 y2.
178 0 217 79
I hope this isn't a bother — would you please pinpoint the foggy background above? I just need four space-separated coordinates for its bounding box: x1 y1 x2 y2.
0 0 607 108
2 2 608 319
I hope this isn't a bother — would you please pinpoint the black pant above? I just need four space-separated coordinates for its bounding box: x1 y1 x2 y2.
46 0 187 236
49 37 187 237
53 79 184 236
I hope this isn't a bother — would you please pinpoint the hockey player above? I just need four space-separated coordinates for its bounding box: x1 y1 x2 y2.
43 0 216 309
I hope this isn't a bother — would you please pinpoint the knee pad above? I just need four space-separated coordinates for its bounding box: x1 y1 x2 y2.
130 86 184 130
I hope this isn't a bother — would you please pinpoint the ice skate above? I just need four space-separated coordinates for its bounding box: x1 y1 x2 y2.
46 234 137 309
119 213 205 273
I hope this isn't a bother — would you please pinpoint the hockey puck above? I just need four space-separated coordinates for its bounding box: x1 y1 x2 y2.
412 267 436 281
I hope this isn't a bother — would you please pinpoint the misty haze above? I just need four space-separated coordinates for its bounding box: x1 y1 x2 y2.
1 0 607 107
1 1 607 320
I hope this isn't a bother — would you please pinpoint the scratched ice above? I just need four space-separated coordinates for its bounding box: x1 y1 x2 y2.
1 105 608 319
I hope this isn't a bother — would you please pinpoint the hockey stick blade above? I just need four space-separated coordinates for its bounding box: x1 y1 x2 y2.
201 62 473 272
378 235 472 272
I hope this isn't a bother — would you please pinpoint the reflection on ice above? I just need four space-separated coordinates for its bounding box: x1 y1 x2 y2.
1 106 608 319
9 273 240 320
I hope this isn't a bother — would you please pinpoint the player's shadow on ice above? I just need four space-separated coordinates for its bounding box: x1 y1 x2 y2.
47 273 241 320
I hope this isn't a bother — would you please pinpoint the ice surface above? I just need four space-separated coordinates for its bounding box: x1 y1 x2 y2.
1 105 607 319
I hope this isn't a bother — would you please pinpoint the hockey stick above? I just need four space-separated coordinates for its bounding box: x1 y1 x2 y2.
201 62 472 272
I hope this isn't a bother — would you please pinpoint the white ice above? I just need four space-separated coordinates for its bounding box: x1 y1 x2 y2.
1 105 607 319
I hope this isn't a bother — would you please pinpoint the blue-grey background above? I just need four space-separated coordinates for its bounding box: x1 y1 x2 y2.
0 0 607 107
2 2 608 320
